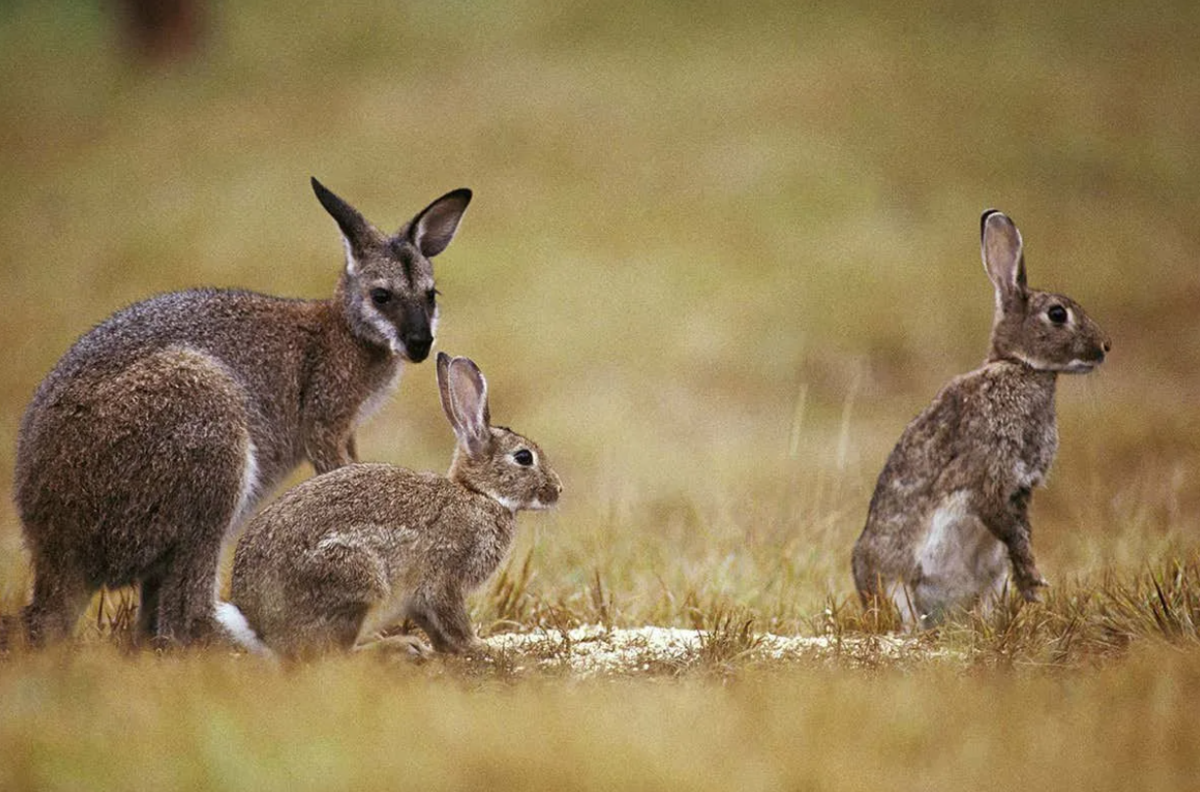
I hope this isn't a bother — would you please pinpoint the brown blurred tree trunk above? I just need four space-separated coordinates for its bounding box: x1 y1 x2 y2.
118 0 205 62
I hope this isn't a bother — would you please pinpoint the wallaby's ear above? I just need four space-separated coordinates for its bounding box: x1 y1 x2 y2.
446 356 490 453
981 209 1027 307
436 352 456 428
312 178 379 268
405 189 472 258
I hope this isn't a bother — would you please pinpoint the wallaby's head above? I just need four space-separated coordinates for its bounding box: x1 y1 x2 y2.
981 210 1111 374
312 178 472 363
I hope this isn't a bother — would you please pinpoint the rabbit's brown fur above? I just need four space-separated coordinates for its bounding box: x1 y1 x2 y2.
852 210 1110 626
15 179 471 646
223 353 562 659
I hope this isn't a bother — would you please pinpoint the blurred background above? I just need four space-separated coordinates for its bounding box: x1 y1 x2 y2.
1 0 1197 630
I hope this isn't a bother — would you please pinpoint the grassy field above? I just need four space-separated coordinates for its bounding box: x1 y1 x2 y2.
2 0 1199 789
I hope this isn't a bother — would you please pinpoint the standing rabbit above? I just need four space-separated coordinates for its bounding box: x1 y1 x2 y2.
15 179 471 646
851 210 1110 627
219 353 562 659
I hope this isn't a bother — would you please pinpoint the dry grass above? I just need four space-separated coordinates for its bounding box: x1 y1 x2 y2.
2 0 1200 789
3 637 1200 791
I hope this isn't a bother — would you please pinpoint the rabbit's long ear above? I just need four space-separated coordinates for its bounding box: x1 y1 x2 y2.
981 209 1027 308
447 356 491 453
404 189 472 258
436 352 456 427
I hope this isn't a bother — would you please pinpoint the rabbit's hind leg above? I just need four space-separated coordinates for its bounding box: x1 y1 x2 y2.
406 588 486 656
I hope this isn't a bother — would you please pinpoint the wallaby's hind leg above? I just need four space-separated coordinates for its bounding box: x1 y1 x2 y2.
151 425 252 646
22 556 93 646
154 533 227 644
137 569 165 642
56 346 255 647
144 470 251 646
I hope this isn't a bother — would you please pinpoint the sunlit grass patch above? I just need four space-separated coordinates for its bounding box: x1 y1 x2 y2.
961 555 1200 663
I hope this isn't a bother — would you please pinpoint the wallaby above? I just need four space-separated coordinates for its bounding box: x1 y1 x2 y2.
852 210 1110 627
14 178 471 646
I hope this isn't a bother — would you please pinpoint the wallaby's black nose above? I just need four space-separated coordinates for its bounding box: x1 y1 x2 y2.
405 335 433 362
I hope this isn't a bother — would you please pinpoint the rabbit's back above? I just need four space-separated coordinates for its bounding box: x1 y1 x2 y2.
231 464 446 584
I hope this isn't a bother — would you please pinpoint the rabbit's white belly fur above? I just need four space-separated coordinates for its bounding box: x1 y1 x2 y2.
912 490 1009 621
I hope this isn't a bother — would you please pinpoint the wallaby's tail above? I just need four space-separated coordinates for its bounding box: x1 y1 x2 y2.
215 601 273 656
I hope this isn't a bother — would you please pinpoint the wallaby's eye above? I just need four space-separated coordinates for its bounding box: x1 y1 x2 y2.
370 288 393 306
513 449 534 467
1047 305 1068 325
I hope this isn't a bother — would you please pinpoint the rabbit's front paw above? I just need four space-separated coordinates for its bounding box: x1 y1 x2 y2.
1017 573 1049 602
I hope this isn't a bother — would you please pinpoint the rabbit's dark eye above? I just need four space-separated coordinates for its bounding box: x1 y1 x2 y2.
370 288 393 306
1047 305 1068 325
513 449 534 467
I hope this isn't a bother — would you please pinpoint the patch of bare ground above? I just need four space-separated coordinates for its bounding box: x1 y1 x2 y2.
482 625 957 677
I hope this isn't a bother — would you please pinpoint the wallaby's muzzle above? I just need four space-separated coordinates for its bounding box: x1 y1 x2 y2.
402 314 434 362
404 334 433 363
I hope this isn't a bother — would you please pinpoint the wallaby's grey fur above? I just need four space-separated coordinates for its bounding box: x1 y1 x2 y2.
851 210 1111 627
222 353 562 659
14 179 472 646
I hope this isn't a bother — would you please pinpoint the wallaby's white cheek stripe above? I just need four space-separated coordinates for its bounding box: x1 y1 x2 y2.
363 303 402 355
